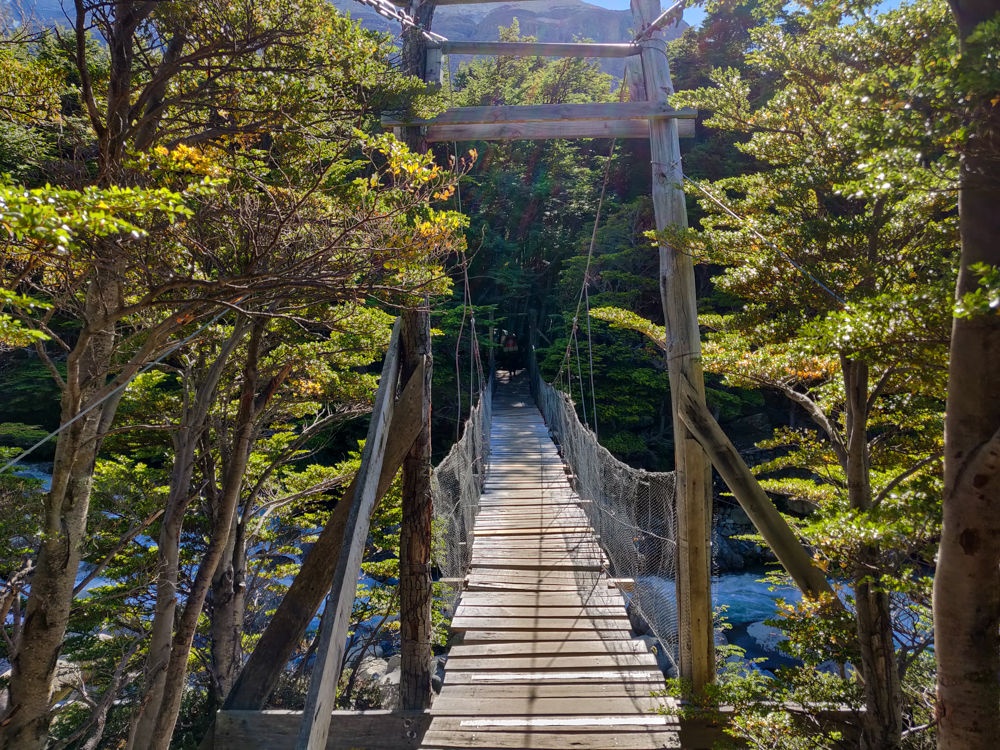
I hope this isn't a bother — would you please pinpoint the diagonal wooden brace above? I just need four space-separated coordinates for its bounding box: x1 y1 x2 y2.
218 357 426 718
675 374 837 602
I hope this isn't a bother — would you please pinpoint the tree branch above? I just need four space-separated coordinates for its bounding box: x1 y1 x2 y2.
73 509 164 597
874 452 943 505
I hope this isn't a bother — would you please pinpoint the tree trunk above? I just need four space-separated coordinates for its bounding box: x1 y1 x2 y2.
209 512 243 705
1 272 120 750
398 310 434 709
842 357 902 750
140 326 266 750
935 5 1000 747
129 325 249 750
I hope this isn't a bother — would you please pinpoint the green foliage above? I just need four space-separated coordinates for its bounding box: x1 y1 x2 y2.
954 263 1000 317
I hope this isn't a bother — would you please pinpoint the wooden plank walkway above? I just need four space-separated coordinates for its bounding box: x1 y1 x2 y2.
421 377 680 749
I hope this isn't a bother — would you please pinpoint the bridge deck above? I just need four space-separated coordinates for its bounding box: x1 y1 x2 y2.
420 378 680 749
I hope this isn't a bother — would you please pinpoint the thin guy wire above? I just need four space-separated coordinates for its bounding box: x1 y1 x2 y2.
682 175 846 305
573 327 588 428
553 71 627 387
0 306 234 476
584 283 598 438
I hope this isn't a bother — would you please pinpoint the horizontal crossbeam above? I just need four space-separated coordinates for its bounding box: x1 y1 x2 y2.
391 0 546 5
431 41 640 58
419 118 695 142
382 102 697 128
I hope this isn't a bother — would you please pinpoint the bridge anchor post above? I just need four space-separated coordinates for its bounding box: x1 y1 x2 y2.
632 0 716 692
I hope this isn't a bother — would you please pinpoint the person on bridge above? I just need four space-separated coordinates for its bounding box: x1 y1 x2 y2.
502 332 520 378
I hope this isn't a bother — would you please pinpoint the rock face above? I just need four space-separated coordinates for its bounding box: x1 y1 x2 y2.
328 0 687 75
714 502 779 573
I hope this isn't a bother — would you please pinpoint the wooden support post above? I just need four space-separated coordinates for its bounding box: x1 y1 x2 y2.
399 310 434 708
675 376 836 601
631 0 715 691
399 0 438 712
295 321 402 750
424 47 443 89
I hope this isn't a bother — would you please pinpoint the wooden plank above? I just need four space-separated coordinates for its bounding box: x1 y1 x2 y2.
295 321 402 750
422 118 695 143
216 710 430 750
441 669 664 684
450 616 630 631
421 729 680 750
443 654 658 672
467 562 603 572
465 581 606 593
429 695 664 716
459 630 641 644
472 548 601 559
453 605 626 619
474 526 593 536
383 102 695 128
474 518 588 526
448 640 645 658
457 592 622 605
436 680 661 698
434 41 641 58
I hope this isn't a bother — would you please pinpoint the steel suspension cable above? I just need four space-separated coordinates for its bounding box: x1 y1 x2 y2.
552 71 628 423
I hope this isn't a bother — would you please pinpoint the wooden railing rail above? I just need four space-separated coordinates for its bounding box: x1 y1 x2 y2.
295 320 403 750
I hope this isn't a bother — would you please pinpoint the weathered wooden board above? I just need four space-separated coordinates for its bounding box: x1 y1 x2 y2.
440 669 665 684
473 526 594 536
433 41 641 58
456 591 621 605
216 710 430 750
435 679 660 697
430 695 665 716
443 653 658 672
448 639 645 658
458 630 641 644
423 118 696 142
451 616 631 632
453 605 626 619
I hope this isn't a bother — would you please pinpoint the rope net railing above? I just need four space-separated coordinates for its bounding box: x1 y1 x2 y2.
431 373 495 613
528 349 681 673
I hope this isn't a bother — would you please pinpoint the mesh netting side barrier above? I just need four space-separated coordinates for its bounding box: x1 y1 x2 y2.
528 350 681 672
431 374 495 614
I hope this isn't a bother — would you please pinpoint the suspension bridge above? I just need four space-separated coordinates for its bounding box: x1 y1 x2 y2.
205 0 841 747
210 340 838 750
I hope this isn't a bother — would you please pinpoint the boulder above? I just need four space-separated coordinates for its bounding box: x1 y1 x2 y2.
357 657 389 682
746 622 787 653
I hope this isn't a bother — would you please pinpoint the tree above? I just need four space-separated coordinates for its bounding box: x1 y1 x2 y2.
933 0 1000 746
0 1 464 746
601 2 960 746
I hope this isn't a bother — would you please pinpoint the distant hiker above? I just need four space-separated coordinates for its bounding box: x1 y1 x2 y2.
504 333 519 377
